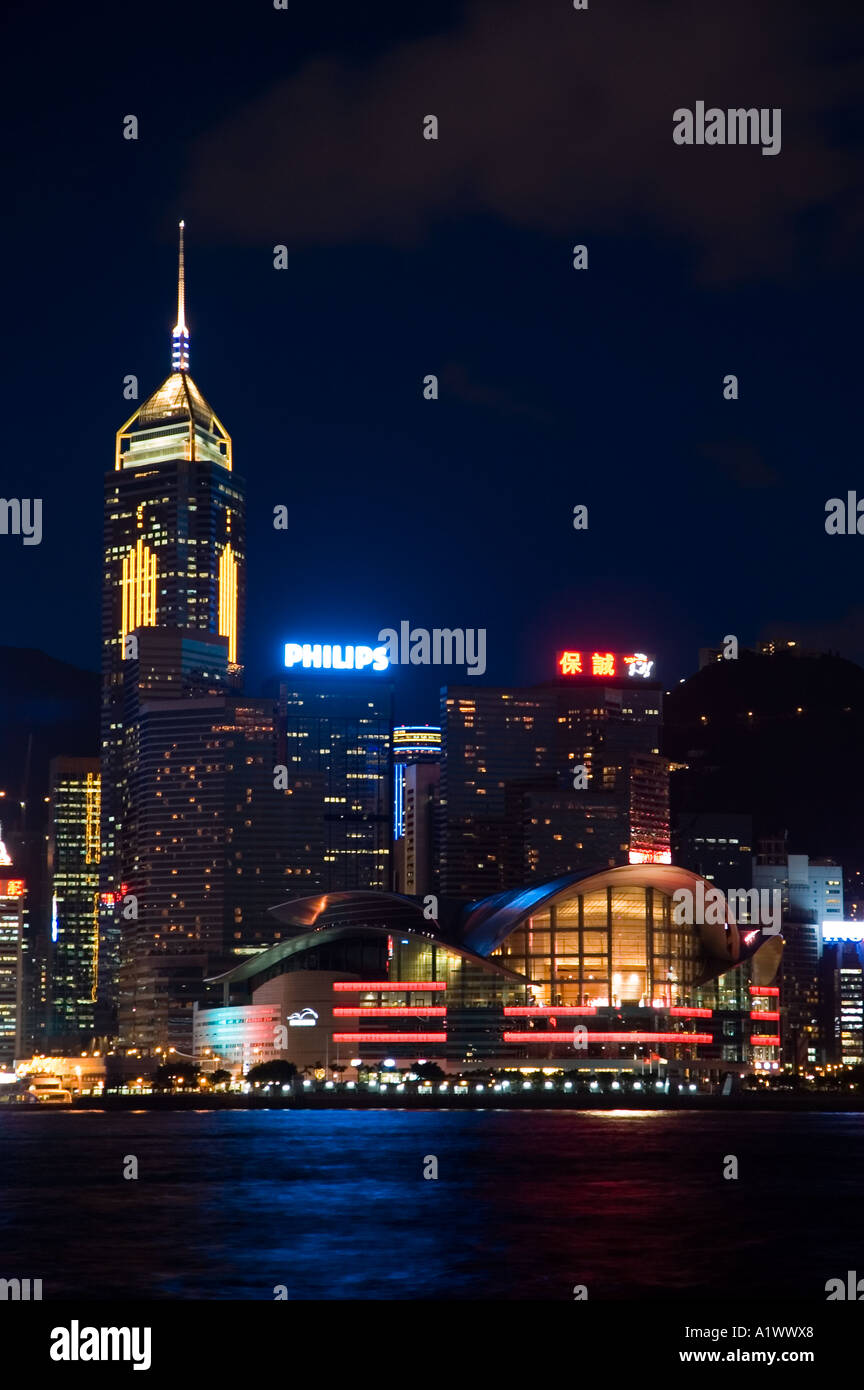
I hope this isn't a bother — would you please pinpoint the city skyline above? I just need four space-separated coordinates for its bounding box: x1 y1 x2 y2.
2 216 863 1060
2 0 863 1331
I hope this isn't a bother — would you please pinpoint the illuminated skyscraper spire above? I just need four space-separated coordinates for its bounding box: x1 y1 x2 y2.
172 220 189 372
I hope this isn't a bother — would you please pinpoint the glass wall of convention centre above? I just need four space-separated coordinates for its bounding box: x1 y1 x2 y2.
388 936 526 1009
490 885 702 1008
328 934 527 1063
246 931 527 1011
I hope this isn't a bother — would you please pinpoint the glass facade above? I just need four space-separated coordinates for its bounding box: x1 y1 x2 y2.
492 884 700 1008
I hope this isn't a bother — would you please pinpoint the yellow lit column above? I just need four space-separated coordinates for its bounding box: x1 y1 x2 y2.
121 539 158 639
219 542 238 662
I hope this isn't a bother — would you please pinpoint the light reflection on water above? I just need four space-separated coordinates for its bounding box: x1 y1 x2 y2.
585 1109 670 1119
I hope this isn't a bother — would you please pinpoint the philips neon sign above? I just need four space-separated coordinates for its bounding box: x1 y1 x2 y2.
557 651 655 679
284 643 390 672
822 921 864 943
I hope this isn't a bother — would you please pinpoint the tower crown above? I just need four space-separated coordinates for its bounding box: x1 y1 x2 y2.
115 223 232 471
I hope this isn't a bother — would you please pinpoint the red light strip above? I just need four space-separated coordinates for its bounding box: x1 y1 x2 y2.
668 1007 713 1018
750 1035 780 1046
332 981 446 992
502 1031 713 1045
332 1032 448 1043
749 1010 780 1021
749 986 780 996
504 1006 598 1016
332 1007 446 1018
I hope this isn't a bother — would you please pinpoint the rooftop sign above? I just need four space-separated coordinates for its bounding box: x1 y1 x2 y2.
557 651 655 679
284 643 389 672
822 921 864 943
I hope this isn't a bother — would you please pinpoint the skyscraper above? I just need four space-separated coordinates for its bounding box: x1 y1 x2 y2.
279 679 393 892
47 756 101 1042
0 828 24 1066
752 842 845 1068
118 687 293 1051
99 225 246 1031
439 656 668 897
673 812 753 895
439 686 556 898
821 934 864 1067
392 726 441 896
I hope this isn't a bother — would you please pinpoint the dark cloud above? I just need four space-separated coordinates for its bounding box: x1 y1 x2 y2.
181 0 862 279
699 441 781 489
439 362 555 423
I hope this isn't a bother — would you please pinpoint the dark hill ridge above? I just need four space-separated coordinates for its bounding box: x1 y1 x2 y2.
0 647 99 830
0 646 99 698
664 650 864 864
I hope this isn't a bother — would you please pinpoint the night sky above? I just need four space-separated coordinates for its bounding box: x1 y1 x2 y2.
3 0 862 723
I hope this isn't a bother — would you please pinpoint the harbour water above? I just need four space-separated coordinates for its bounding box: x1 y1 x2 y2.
1 1109 861 1300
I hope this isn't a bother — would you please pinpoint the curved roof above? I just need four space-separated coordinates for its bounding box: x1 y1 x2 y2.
460 862 781 984
462 864 714 957
213 867 782 993
206 920 526 989
269 889 440 934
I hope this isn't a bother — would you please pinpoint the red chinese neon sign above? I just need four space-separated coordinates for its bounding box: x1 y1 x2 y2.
557 651 655 679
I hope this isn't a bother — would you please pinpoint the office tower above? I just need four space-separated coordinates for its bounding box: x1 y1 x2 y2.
0 648 101 1048
753 841 844 1069
392 726 441 895
439 687 558 898
836 951 863 1064
99 225 245 1031
821 929 864 1066
392 725 441 840
394 763 440 896
1 821 49 1055
622 752 671 864
503 781 623 883
0 829 24 1065
279 679 393 892
673 813 753 894
439 654 667 897
752 845 844 928
47 757 101 1042
118 687 293 1050
556 673 669 869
